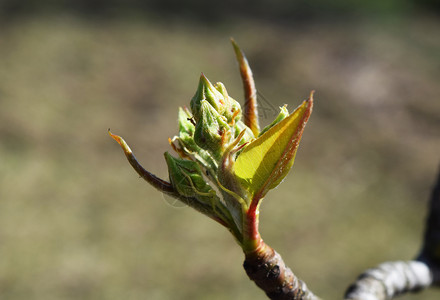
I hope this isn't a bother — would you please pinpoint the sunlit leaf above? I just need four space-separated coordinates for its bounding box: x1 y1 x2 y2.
234 94 313 200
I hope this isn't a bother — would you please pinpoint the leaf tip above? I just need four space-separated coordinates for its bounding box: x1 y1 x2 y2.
303 90 314 116
231 38 244 61
108 130 132 155
308 90 315 102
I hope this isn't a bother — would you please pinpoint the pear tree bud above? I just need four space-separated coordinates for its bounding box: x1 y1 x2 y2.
172 107 218 172
193 100 231 159
190 74 225 121
214 82 242 124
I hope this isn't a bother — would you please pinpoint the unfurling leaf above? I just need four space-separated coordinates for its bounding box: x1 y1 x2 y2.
164 152 213 198
234 93 313 200
259 105 289 136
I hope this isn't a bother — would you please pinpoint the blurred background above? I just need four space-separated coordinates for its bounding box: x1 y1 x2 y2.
0 1 439 299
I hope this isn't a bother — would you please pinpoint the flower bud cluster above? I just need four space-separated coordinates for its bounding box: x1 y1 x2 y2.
165 74 255 235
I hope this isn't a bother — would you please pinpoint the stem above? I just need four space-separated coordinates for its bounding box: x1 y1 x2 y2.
243 240 320 300
242 196 319 299
242 199 262 253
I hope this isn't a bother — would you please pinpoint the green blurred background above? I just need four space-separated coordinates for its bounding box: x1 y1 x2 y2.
0 1 439 299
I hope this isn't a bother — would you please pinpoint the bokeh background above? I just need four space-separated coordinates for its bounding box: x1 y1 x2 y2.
0 1 439 299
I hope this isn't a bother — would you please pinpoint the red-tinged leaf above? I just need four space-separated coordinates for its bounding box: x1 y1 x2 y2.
108 130 176 195
231 38 260 136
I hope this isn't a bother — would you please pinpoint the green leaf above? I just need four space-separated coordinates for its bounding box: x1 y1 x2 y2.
164 152 213 198
259 105 289 136
178 107 195 135
193 100 230 158
234 95 313 199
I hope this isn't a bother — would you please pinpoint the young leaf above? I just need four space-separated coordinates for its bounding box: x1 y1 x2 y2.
259 105 289 136
231 39 260 136
109 130 176 195
234 93 313 200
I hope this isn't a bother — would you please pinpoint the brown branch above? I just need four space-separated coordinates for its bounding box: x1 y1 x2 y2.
244 241 320 300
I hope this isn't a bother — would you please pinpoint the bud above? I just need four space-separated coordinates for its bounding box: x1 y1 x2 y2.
190 74 225 121
111 40 314 255
190 74 242 126
193 100 231 159
214 82 242 124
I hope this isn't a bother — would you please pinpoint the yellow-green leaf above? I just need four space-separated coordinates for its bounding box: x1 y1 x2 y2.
234 95 313 199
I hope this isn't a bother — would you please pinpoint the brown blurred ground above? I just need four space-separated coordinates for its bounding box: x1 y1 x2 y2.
0 4 439 300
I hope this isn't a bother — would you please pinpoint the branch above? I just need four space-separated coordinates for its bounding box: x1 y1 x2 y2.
344 166 440 300
344 261 432 300
244 241 320 300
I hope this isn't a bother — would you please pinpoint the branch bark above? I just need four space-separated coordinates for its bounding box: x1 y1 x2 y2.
344 261 432 300
244 241 320 300
344 166 440 300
